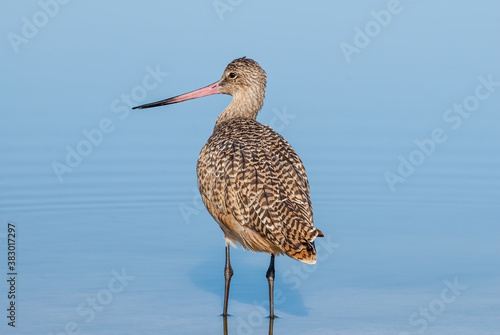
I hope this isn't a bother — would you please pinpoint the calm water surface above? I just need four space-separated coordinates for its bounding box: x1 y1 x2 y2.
1 1 499 334
0 103 498 334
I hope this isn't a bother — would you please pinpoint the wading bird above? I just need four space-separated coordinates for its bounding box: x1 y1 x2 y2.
133 57 323 318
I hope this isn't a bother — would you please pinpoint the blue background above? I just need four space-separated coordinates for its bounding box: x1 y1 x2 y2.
1 1 499 334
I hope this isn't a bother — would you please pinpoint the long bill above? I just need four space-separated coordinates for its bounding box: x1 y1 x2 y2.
132 82 220 110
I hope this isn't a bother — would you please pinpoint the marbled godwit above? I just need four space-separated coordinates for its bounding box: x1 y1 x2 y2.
133 57 324 318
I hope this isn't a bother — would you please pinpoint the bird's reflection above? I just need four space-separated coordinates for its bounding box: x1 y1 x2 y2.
223 316 228 335
223 315 275 335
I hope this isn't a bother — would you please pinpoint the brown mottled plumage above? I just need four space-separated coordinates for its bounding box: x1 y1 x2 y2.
199 58 323 263
133 57 324 318
198 117 322 263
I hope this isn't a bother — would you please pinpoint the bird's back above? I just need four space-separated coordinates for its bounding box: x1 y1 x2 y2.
197 117 323 264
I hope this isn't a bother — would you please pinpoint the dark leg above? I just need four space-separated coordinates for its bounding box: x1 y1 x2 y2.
266 254 276 319
222 244 233 316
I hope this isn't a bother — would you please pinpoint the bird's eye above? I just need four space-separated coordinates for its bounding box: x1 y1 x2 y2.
229 72 236 79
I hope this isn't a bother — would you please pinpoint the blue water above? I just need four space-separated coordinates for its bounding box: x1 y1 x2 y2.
1 1 499 334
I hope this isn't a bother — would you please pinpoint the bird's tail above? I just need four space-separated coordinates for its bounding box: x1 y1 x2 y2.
285 227 324 264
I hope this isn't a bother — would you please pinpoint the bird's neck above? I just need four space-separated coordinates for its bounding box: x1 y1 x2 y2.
215 90 264 125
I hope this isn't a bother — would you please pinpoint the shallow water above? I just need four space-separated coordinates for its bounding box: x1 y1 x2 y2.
1 1 500 334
